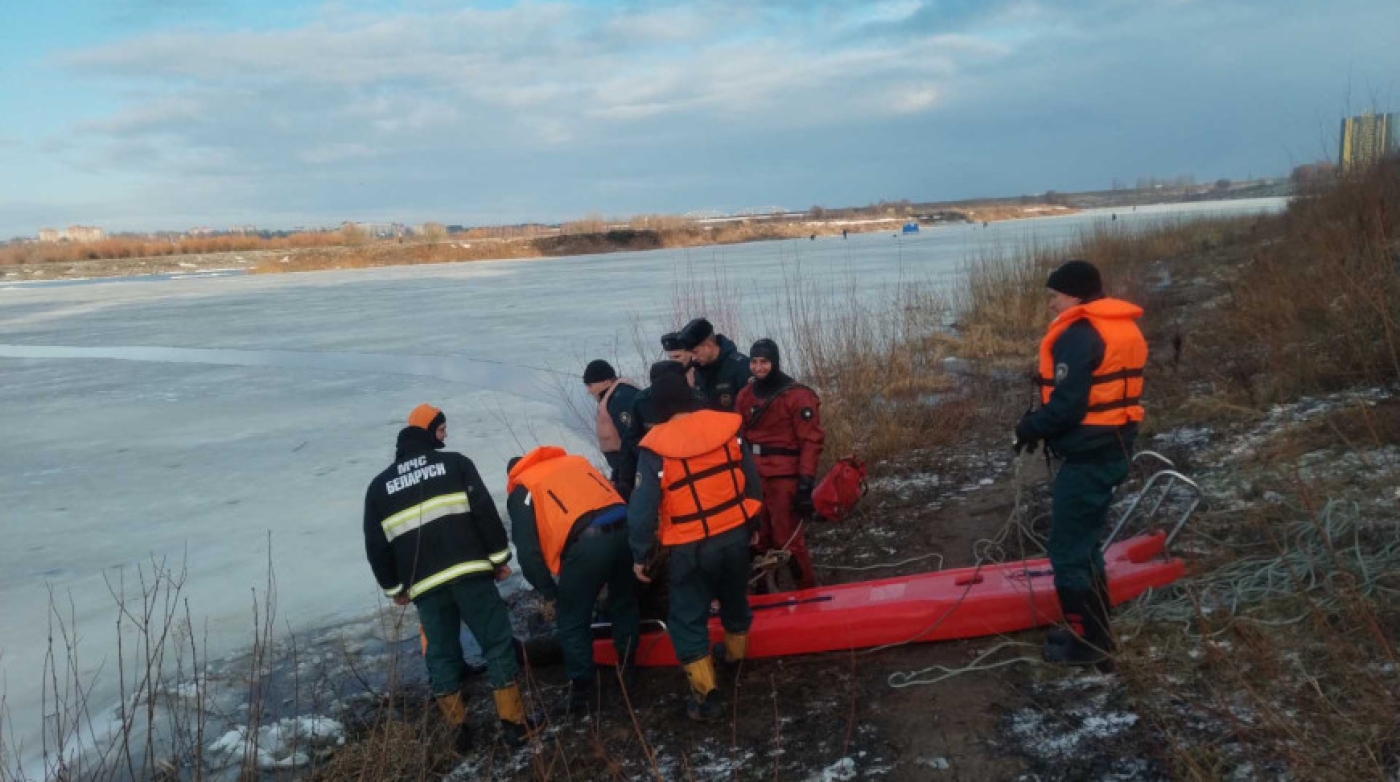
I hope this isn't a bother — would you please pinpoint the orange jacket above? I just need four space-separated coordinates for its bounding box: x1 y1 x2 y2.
1038 298 1147 426
506 446 624 575
640 410 762 546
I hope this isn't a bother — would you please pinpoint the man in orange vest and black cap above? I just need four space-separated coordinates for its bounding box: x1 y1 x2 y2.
1013 260 1147 672
506 446 640 715
628 371 763 721
363 404 535 752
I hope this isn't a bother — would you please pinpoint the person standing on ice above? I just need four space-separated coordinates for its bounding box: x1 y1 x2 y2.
582 359 640 499
1013 260 1147 672
733 338 825 590
627 371 762 721
362 404 536 752
505 445 640 716
677 317 751 412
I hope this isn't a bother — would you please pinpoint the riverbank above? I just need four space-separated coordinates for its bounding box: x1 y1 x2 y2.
4 168 1392 780
0 205 1083 283
303 166 1395 780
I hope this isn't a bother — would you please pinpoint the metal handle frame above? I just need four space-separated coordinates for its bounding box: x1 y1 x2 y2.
1104 466 1203 550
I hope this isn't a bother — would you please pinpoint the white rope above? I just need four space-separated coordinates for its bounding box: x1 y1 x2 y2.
887 641 1043 688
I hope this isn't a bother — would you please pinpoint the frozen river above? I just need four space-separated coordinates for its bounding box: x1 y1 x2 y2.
0 198 1284 770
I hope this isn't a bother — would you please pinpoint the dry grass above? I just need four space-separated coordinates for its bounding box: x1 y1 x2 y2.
0 232 344 266
940 159 1400 779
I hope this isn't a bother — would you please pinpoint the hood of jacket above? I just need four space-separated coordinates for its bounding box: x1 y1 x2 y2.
395 425 443 459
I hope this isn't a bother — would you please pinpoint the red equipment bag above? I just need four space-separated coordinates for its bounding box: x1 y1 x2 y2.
812 455 867 521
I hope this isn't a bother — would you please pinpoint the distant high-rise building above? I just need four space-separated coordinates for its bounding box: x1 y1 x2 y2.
38 225 106 242
65 225 106 242
1339 112 1398 172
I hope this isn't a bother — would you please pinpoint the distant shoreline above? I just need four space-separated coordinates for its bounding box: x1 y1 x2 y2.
0 188 1289 285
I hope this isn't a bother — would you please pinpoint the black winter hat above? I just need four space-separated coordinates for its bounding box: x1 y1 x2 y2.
677 317 715 351
660 332 684 352
651 371 700 422
582 359 617 384
1045 259 1103 301
648 359 687 383
750 338 781 372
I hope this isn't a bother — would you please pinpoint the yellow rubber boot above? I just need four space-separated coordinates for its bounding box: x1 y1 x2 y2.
712 630 748 667
493 683 536 747
435 692 472 754
681 657 723 722
437 692 467 725
722 631 748 663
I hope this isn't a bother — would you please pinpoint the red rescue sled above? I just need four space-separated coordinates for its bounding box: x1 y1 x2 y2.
595 532 1183 667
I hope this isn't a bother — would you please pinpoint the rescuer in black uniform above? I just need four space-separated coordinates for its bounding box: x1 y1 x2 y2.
677 317 751 412
363 404 536 751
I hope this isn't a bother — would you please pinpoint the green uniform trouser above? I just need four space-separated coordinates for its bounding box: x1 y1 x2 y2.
1049 458 1130 593
667 525 753 664
415 574 519 694
557 529 641 683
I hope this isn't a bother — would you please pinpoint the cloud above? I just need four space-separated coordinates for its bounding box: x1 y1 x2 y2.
9 0 1399 234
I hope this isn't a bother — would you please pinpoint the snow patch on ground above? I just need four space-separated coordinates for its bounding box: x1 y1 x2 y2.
869 472 941 499
1007 704 1139 762
208 716 344 770
808 756 857 781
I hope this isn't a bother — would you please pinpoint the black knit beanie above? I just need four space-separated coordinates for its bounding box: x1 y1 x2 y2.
652 371 700 422
582 359 617 384
1045 259 1103 301
648 359 687 383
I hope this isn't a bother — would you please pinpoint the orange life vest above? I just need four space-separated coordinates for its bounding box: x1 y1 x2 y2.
1037 298 1148 426
596 379 636 454
506 446 625 575
640 410 761 547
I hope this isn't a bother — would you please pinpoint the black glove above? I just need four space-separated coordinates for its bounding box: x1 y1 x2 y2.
1013 414 1040 456
793 476 816 517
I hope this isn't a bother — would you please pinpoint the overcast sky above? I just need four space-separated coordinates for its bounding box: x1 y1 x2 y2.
1 0 1397 237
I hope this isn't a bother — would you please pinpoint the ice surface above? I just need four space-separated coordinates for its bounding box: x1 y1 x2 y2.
0 199 1286 773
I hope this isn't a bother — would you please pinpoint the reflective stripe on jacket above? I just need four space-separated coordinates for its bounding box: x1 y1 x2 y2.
640 410 762 546
1038 297 1148 426
506 446 625 575
363 428 512 600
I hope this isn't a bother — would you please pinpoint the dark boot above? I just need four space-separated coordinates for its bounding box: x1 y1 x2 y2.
682 657 724 722
567 678 596 717
1045 573 1115 653
1043 587 1112 670
493 683 541 748
686 689 724 722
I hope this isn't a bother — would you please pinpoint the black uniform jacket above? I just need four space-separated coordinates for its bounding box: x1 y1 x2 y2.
693 335 752 412
363 427 512 600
